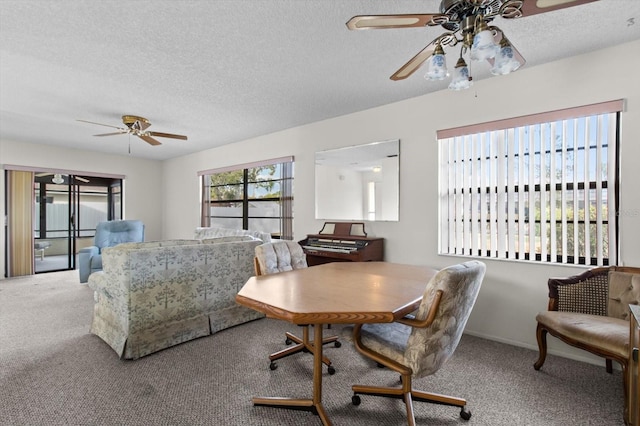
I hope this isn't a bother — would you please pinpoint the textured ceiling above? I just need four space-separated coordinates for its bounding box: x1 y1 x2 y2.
1 0 639 161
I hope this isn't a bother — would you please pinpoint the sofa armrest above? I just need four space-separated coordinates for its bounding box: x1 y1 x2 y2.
547 267 610 315
87 270 105 292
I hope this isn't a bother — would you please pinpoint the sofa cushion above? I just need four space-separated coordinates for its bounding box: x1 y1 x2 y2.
110 239 200 250
608 271 640 321
201 235 259 244
536 311 628 358
194 226 272 242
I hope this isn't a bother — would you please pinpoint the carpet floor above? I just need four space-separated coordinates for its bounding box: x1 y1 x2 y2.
0 270 626 425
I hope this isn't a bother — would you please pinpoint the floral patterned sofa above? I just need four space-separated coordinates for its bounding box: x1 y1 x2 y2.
87 236 264 359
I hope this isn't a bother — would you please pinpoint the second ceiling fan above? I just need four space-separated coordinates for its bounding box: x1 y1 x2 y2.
78 115 188 146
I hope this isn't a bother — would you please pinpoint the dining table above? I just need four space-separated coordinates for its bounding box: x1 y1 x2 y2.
235 261 438 425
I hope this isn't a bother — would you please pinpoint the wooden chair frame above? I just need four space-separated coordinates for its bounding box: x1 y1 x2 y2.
350 290 471 426
534 265 640 425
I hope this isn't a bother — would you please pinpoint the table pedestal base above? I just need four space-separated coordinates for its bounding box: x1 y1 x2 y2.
250 324 332 425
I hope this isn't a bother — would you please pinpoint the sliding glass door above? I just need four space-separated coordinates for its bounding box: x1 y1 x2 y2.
33 173 122 273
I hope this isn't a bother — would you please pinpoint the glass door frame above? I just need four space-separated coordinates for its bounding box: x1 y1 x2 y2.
33 173 122 274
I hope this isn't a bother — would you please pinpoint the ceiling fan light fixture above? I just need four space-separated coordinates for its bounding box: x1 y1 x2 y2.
52 174 64 184
490 38 522 75
424 43 448 81
348 0 596 89
448 57 473 91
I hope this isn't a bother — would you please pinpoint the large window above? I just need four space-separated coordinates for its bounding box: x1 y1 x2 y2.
199 157 294 240
438 100 623 266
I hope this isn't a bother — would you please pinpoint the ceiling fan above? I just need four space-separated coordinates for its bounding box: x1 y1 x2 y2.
346 0 599 88
77 115 188 146
35 173 89 184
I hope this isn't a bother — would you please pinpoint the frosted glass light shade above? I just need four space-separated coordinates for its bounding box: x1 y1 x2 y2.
470 29 498 61
448 60 472 91
424 52 448 80
490 44 522 75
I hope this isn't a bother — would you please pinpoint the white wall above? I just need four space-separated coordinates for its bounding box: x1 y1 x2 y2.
0 140 164 275
161 40 640 364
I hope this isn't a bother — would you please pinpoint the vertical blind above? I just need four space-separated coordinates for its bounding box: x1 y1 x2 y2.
438 100 623 266
6 170 35 276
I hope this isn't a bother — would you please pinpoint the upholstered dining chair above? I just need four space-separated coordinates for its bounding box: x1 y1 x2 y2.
78 220 145 283
343 260 486 425
254 240 341 373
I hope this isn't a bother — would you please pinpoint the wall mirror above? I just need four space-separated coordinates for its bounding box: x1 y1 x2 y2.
315 139 399 221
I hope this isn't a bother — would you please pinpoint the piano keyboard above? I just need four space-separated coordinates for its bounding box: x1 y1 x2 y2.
302 245 357 254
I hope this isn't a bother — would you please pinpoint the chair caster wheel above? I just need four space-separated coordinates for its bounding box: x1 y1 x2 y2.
285 338 292 345
334 341 342 348
460 407 471 420
351 395 361 406
269 362 278 371
327 365 336 375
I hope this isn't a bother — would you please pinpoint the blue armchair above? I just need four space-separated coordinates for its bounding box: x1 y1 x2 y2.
78 220 145 283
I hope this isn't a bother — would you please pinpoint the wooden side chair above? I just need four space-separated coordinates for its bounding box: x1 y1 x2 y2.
343 261 486 425
254 240 341 374
534 266 640 425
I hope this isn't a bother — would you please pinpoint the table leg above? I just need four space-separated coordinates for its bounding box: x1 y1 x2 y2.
251 323 332 425
313 323 331 425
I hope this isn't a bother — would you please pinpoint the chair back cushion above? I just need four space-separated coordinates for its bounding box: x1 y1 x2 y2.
404 260 486 378
608 270 640 320
94 220 145 250
254 241 307 275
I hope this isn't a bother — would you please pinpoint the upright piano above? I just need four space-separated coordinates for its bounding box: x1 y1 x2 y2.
299 222 384 266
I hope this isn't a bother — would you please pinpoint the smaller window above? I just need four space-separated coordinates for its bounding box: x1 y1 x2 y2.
199 157 294 240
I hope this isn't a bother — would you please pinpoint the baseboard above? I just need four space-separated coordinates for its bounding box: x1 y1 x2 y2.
463 330 618 370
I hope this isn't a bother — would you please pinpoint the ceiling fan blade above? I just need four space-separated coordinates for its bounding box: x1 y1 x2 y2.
94 131 127 137
517 0 599 17
77 119 122 129
148 131 188 140
74 176 90 183
138 135 162 146
346 14 448 30
390 42 437 81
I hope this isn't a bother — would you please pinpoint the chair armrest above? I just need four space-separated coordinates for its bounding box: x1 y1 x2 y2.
79 246 99 256
397 290 443 328
547 267 610 315
78 246 100 283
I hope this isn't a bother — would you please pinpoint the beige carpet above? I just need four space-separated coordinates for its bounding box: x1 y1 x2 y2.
0 270 626 425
